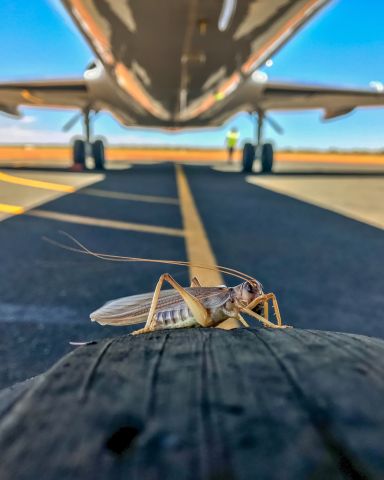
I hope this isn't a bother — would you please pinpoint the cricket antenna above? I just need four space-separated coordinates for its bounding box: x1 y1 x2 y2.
43 232 258 284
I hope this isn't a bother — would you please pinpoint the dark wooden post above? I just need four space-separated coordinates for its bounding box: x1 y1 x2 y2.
1 327 384 479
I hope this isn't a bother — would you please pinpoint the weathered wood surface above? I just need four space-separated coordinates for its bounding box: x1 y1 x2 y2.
1 327 384 480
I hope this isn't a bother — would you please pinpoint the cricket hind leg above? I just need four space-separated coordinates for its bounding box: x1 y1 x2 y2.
131 273 210 335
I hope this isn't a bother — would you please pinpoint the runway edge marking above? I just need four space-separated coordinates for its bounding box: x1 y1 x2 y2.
0 203 25 215
0 172 75 192
27 209 185 237
81 188 179 205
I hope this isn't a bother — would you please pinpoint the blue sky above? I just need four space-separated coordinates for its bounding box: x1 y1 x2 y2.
0 0 384 149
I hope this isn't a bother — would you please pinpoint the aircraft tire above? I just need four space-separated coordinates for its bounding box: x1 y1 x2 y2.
242 143 255 173
92 140 105 170
261 143 273 173
73 139 86 168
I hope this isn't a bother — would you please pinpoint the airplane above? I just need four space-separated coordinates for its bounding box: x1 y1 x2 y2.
1 0 384 173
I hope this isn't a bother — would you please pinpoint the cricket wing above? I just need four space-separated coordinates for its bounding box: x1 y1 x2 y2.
90 287 230 326
90 289 178 326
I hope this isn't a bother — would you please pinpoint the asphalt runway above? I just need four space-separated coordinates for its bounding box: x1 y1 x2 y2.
0 161 383 388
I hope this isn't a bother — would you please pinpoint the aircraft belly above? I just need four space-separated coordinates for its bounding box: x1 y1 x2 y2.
63 0 330 122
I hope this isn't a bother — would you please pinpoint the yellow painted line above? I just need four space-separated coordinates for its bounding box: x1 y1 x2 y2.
27 209 185 237
176 165 240 329
0 203 25 215
0 172 75 193
175 164 223 285
82 188 179 205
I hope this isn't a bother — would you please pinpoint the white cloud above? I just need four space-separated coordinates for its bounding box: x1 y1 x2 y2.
0 126 73 144
0 124 215 147
20 116 36 124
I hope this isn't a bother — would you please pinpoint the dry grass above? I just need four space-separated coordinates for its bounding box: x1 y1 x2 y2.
0 145 384 168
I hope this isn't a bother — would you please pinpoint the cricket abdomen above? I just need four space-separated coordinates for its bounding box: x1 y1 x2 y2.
153 306 198 330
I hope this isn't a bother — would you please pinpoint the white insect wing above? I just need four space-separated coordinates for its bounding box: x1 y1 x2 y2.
90 289 182 326
90 288 230 326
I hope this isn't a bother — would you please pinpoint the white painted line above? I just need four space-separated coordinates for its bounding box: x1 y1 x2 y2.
28 209 185 237
246 175 384 230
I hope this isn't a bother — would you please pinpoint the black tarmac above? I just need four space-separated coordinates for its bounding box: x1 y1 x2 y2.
0 163 383 388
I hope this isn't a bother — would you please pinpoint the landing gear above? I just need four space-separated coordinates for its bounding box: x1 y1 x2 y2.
70 108 106 170
73 139 86 168
261 143 274 173
92 139 105 170
241 110 275 174
242 143 255 173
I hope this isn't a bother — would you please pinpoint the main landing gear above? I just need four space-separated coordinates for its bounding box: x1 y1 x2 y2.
72 139 105 170
242 142 274 174
71 108 105 170
242 110 276 174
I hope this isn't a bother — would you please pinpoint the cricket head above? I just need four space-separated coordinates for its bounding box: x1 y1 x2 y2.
234 280 263 309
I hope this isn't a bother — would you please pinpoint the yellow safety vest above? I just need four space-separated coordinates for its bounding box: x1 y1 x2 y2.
226 131 239 148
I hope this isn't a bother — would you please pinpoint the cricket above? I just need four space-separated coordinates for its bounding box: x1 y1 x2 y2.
46 233 290 335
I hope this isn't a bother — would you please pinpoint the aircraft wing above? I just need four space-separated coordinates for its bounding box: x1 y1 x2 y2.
200 79 384 125
0 79 89 118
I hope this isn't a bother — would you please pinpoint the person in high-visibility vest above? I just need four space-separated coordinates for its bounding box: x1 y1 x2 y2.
226 127 239 163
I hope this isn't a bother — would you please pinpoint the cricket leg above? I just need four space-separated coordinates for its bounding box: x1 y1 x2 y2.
263 293 283 327
248 293 283 327
263 299 269 322
190 277 201 287
237 314 250 328
144 274 169 330
162 274 210 326
131 274 168 335
247 294 268 311
242 307 289 329
132 273 210 335
218 298 245 330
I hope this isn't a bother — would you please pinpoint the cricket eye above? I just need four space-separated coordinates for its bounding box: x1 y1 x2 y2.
246 282 253 293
